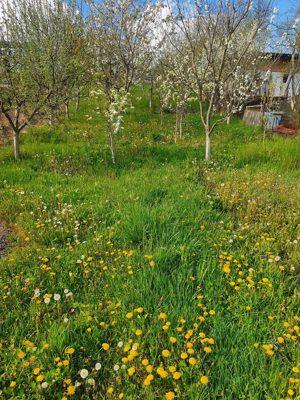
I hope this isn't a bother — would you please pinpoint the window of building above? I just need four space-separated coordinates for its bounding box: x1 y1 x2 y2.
283 74 289 83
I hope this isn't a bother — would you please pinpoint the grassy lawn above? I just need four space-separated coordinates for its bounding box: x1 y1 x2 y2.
0 88 299 399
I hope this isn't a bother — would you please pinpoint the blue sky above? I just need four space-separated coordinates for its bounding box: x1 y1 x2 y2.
274 0 297 18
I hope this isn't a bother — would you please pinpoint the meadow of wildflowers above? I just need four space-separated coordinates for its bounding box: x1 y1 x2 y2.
0 90 299 399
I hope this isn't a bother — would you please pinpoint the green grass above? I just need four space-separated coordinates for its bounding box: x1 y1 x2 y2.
0 87 299 400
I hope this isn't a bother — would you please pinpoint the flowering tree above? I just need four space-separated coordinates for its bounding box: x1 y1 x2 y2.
165 0 273 160
0 0 89 159
89 0 157 164
157 49 192 140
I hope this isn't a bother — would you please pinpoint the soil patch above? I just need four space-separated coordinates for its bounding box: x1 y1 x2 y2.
0 221 11 258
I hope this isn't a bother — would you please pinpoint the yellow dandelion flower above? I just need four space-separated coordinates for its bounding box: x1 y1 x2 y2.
265 349 274 356
292 367 299 373
162 349 171 358
203 347 212 353
135 329 143 336
65 347 75 355
33 368 40 375
146 365 153 373
102 343 110 351
200 375 209 385
10 381 17 388
107 387 114 394
17 351 25 359
146 374 154 381
157 367 168 378
126 312 133 319
173 371 181 380
189 357 197 365
170 337 177 344
36 375 44 382
165 391 175 400
181 352 188 359
142 359 149 366
277 337 284 344
159 313 167 320
67 386 76 395
127 367 135 376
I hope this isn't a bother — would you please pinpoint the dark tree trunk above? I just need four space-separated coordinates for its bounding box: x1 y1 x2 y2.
76 91 80 113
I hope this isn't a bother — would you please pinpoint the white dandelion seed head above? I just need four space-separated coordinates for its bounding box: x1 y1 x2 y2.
79 369 89 379
95 363 102 371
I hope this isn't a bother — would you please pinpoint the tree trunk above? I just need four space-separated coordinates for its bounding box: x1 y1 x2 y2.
227 115 230 125
179 112 183 138
149 84 153 111
48 109 53 126
108 127 116 164
205 130 211 161
160 106 163 126
13 130 20 160
65 101 70 119
76 91 80 113
174 110 179 143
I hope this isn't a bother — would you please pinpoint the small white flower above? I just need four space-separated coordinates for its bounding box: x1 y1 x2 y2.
95 363 102 371
117 341 123 348
64 289 69 294
54 294 61 301
63 318 69 324
41 382 48 389
66 292 73 297
34 288 40 297
44 298 51 304
79 369 89 379
87 378 95 386
275 256 281 262
113 364 120 371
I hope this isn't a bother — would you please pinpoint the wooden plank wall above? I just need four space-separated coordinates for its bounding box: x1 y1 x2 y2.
243 108 262 126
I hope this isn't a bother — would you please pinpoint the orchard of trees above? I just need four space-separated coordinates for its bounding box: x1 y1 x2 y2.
0 0 299 162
